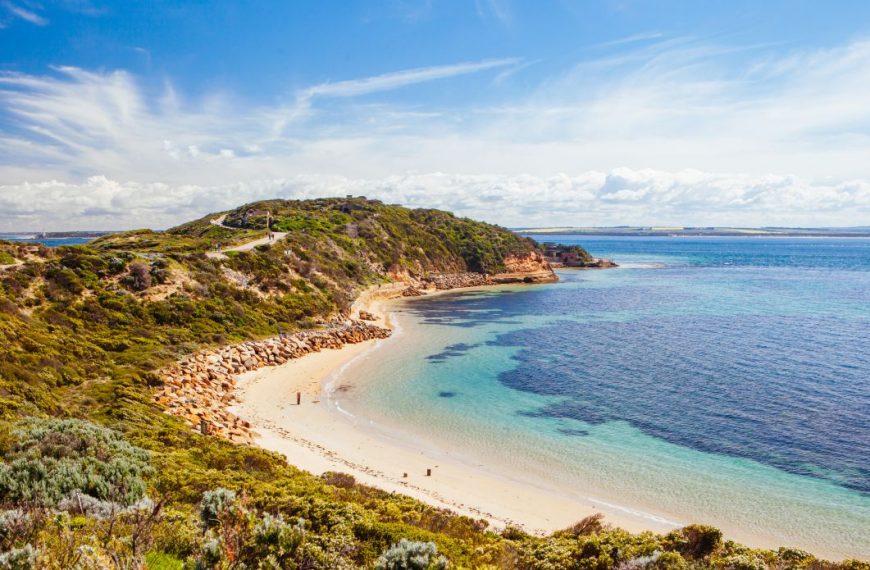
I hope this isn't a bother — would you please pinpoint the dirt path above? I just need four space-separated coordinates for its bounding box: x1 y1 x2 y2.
206 215 287 259
0 259 23 272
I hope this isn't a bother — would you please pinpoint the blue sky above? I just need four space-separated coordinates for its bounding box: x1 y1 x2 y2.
1 1 870 230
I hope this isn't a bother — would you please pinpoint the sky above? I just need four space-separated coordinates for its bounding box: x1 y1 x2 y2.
1 1 870 230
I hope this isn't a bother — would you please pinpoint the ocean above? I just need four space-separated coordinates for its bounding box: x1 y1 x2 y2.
0 235 96 247
334 237 870 559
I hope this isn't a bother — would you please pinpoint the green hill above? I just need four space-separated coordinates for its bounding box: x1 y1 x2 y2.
0 198 863 568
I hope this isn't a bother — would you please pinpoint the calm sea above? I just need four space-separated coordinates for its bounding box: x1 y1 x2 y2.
336 237 870 559
0 235 95 247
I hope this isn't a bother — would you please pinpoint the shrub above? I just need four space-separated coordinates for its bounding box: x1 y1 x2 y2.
375 539 448 570
106 257 127 274
198 488 239 530
0 544 38 570
501 525 528 541
720 553 767 570
0 510 34 552
565 513 605 537
776 547 814 567
125 262 152 291
197 537 224 568
648 551 687 569
150 265 170 285
321 471 356 489
252 513 305 565
0 418 152 508
664 524 722 559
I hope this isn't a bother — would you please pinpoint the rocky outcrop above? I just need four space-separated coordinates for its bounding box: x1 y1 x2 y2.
154 322 391 443
490 251 558 284
422 252 557 289
550 258 618 269
582 258 618 268
401 286 425 297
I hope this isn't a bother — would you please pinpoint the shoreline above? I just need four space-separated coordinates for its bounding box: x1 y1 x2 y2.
230 281 679 537
227 281 861 561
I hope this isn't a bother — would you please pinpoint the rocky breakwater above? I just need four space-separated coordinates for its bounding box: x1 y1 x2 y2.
155 322 391 443
426 272 491 290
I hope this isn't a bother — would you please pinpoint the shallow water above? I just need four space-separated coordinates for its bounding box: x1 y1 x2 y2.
335 237 870 559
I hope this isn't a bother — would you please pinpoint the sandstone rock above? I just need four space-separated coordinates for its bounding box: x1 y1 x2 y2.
401 286 424 297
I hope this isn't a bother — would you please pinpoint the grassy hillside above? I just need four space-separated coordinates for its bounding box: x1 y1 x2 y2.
0 198 864 568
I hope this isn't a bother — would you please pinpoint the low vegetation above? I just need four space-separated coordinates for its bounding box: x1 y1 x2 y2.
0 199 864 568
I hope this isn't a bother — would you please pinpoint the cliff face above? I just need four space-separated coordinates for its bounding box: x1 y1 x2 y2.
493 251 557 283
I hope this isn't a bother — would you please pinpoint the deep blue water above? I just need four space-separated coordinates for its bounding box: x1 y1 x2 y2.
405 237 870 494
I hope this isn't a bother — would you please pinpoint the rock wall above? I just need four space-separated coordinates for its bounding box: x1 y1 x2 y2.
155 322 391 443
425 272 491 290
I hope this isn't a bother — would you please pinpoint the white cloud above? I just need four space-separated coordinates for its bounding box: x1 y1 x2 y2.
2 1 47 25
300 58 522 100
0 170 868 231
1 39 870 229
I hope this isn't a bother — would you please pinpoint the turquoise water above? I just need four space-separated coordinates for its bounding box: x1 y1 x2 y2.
334 237 870 559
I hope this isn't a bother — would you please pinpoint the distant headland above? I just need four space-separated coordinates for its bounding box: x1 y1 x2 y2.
515 226 870 237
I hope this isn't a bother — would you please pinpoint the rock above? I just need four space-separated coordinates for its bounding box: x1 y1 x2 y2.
358 310 377 321
154 321 392 444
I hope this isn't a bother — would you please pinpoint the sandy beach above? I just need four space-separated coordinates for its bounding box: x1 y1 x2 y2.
230 283 676 536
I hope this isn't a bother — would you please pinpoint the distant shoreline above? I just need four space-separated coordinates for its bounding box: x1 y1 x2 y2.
516 228 870 238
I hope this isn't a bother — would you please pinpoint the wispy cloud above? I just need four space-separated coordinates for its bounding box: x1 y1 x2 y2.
2 1 47 25
474 0 512 27
591 31 666 49
300 58 522 100
2 37 870 229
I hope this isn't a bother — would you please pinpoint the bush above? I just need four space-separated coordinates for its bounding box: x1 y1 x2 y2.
501 525 528 541
375 539 448 570
0 544 38 570
647 551 687 569
664 524 722 559
0 510 34 552
565 513 605 537
198 488 239 530
720 553 767 570
125 262 152 291
775 547 814 567
0 418 152 508
321 471 356 489
252 513 305 566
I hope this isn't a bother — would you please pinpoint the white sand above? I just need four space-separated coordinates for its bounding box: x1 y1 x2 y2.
230 283 674 536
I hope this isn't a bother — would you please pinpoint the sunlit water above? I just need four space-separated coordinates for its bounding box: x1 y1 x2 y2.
333 237 870 559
